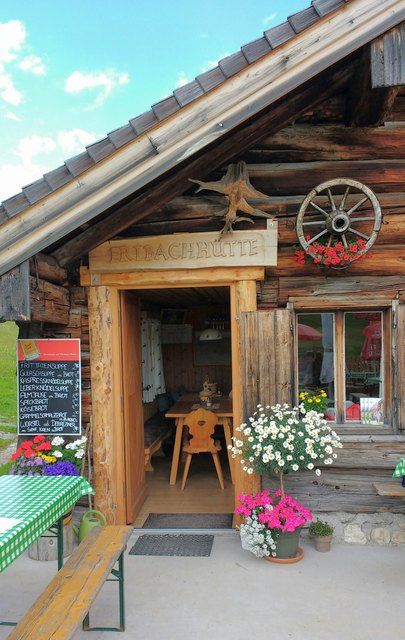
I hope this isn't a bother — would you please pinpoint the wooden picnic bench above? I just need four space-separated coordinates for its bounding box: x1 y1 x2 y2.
8 524 133 639
373 481 405 497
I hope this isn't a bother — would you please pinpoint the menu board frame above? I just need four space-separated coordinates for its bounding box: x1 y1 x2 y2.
17 338 81 436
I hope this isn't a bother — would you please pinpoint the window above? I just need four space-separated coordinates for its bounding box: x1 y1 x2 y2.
297 311 386 425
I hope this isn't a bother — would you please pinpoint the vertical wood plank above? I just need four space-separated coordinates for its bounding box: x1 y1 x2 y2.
88 285 126 523
371 24 405 88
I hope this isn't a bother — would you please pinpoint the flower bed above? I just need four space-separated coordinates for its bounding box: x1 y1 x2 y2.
10 435 87 476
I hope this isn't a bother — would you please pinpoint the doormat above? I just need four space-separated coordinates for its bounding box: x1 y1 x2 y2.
129 534 214 557
142 513 233 529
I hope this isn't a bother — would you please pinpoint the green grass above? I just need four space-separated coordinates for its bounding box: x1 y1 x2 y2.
0 322 18 424
0 461 12 476
0 437 12 451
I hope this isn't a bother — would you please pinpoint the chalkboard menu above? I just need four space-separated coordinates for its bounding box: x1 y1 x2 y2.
17 339 81 435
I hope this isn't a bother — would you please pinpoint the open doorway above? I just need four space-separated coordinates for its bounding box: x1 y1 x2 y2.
131 285 235 527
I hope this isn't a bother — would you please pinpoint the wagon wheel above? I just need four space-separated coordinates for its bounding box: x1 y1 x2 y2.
296 178 382 261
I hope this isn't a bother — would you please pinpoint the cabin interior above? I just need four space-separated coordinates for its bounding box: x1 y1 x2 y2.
133 286 234 526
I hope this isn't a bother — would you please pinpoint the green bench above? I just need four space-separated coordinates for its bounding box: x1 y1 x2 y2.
8 525 133 639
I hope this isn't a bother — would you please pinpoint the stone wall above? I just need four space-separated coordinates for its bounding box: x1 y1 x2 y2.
301 512 405 545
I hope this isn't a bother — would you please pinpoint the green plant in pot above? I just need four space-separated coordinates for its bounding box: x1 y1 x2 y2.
230 403 342 562
309 519 334 552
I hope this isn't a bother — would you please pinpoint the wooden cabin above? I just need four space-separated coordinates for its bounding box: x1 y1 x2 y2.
1 0 405 540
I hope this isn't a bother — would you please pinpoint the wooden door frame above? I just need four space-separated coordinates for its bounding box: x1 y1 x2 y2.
83 266 263 523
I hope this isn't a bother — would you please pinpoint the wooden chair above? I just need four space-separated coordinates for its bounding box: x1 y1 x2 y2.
181 408 225 491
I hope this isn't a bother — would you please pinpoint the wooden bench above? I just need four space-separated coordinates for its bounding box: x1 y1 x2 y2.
144 415 173 471
8 525 133 639
373 481 405 497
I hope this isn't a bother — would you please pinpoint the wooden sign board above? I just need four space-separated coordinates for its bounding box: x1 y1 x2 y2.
89 228 278 273
17 339 81 435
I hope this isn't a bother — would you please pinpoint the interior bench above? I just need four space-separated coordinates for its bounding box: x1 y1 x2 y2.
8 524 133 639
144 415 173 471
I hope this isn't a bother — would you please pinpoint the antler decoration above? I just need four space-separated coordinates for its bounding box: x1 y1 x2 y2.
189 161 274 238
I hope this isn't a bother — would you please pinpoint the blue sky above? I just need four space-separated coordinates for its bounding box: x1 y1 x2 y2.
0 0 308 203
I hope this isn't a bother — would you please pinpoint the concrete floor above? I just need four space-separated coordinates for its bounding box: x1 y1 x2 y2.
0 531 404 640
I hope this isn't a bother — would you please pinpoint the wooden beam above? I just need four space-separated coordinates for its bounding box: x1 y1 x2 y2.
253 124 405 162
246 159 405 194
29 275 70 325
80 266 265 288
346 46 399 126
273 245 405 277
371 23 405 87
55 61 354 267
30 253 68 286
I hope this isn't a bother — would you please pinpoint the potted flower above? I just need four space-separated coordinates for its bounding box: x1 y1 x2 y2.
230 403 342 561
294 238 371 268
299 389 328 415
308 519 334 552
235 489 312 562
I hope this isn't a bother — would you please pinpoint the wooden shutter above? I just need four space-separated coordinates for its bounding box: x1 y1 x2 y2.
240 308 295 420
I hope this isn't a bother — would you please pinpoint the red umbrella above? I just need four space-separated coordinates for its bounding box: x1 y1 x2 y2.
298 323 322 341
361 320 381 359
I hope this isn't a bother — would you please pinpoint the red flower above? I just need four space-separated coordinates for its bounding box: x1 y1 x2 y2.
293 239 372 267
33 435 45 443
37 442 51 451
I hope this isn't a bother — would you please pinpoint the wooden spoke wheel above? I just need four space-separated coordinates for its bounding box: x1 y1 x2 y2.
296 178 382 261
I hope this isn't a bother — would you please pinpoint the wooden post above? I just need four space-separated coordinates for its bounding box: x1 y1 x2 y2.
88 285 126 524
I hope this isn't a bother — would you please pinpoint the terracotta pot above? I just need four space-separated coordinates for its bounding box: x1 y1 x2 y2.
264 547 304 564
314 535 332 552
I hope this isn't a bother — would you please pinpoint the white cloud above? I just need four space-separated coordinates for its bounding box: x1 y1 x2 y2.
0 128 99 202
64 69 130 108
263 13 277 26
0 162 47 200
0 20 26 64
200 56 229 74
15 134 56 164
0 73 22 105
4 110 19 121
19 55 46 75
175 71 190 89
57 128 98 155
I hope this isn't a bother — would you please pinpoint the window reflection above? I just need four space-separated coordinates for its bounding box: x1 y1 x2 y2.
344 312 383 423
297 313 335 419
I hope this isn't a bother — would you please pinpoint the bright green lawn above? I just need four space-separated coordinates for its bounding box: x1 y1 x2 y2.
0 322 18 424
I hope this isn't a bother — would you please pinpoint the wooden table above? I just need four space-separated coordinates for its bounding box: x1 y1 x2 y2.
165 393 234 485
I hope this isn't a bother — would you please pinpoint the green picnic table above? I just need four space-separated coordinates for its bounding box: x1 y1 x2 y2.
0 475 94 574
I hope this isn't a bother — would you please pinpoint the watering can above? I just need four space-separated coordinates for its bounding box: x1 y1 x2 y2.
73 509 107 543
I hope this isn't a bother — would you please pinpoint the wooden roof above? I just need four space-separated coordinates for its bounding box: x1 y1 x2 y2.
0 0 404 276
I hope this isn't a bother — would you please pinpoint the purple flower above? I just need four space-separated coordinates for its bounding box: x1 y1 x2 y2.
43 460 79 476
